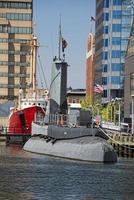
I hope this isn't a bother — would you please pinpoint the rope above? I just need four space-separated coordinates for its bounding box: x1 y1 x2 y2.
98 126 134 150
37 52 48 89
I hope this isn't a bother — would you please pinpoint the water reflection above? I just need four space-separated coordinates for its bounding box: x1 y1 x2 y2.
0 144 134 200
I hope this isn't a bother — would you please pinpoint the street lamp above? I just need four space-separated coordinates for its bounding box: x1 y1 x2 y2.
89 105 94 135
131 95 134 135
115 97 122 128
111 98 121 126
104 101 109 122
111 99 116 124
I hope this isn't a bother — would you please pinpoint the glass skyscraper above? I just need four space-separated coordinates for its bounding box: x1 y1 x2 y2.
95 0 134 103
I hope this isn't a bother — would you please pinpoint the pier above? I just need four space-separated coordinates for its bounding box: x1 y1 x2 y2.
0 131 31 145
108 132 134 158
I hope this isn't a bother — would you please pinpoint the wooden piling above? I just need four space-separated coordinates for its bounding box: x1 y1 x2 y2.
108 133 134 158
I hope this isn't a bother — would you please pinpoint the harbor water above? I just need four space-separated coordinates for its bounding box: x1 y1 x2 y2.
0 144 134 200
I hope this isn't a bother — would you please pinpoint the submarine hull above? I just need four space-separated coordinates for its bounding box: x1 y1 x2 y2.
23 136 117 163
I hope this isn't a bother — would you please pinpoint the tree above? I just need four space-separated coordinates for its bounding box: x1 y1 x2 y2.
80 96 92 109
80 96 101 117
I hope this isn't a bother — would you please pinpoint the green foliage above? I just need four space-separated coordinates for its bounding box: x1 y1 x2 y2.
101 100 124 123
80 96 101 116
81 96 124 123
80 96 92 109
101 102 112 121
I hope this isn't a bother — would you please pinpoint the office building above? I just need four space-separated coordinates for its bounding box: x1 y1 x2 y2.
124 19 134 121
95 0 133 103
0 0 33 101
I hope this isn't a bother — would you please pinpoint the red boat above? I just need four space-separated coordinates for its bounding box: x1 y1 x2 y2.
8 36 48 137
8 98 46 135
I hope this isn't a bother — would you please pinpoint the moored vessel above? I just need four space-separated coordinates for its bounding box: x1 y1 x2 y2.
23 24 117 163
8 36 47 142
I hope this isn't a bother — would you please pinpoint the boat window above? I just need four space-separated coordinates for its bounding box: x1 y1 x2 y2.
72 99 76 103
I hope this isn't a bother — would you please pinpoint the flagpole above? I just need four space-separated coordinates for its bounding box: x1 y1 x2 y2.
90 16 95 33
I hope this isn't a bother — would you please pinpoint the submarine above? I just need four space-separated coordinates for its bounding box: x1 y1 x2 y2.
23 29 117 163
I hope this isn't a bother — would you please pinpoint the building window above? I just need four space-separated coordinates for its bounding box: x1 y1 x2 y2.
103 90 107 98
111 63 123 71
0 38 30 44
0 2 32 9
111 76 120 84
0 13 6 18
6 13 32 21
103 13 109 21
103 26 108 34
102 51 108 60
103 39 108 47
112 37 121 45
0 26 32 34
102 77 108 85
112 50 121 58
113 0 121 5
0 61 30 66
121 39 128 46
103 0 109 8
121 51 126 59
0 50 29 55
112 24 121 32
0 25 8 33
112 10 122 19
102 64 108 72
8 27 32 34
122 25 131 33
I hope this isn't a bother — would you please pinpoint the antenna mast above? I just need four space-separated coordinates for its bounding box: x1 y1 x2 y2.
32 36 38 92
58 15 62 60
30 36 38 94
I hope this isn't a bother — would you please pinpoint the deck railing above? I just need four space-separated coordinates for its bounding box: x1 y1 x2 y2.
35 113 80 127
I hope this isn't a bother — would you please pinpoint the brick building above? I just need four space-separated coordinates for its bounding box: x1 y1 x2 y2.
86 33 95 100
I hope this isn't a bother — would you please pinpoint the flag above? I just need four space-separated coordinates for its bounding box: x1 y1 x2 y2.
94 83 103 94
62 38 67 52
90 16 95 21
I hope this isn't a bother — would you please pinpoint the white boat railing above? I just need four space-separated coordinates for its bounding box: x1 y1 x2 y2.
101 121 130 133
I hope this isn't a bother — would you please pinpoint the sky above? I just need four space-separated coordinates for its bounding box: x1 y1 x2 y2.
33 0 95 89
